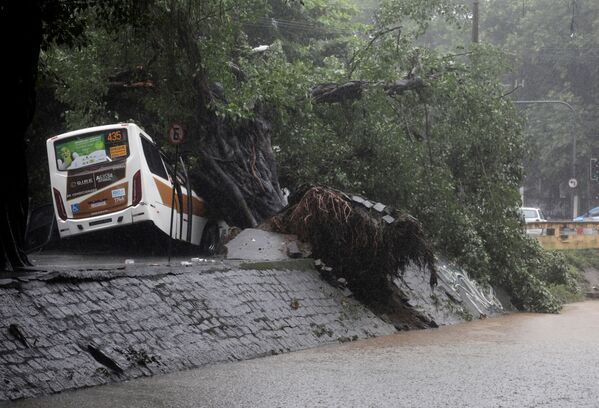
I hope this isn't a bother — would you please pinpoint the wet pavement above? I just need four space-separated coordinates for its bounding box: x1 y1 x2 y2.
27 250 193 269
4 300 599 408
25 223 204 269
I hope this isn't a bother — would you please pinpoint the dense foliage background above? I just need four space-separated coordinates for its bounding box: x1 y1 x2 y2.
28 0 586 312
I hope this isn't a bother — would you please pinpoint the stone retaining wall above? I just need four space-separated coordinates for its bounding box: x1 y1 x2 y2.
0 261 395 401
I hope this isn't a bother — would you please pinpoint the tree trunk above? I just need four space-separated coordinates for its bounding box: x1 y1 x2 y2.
185 75 286 228
188 115 286 228
0 1 41 271
147 18 286 229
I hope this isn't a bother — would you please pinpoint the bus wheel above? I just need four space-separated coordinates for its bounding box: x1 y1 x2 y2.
200 222 220 256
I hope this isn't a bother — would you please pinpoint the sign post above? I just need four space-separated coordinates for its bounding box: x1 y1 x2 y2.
168 123 185 146
167 124 185 264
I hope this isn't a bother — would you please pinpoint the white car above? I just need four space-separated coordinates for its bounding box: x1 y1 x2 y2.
520 207 547 223
520 207 546 235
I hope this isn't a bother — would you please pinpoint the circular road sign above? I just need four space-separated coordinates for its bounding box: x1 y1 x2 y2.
168 123 185 145
569 178 578 188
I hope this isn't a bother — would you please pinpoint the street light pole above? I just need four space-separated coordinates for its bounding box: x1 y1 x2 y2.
514 100 578 219
472 1 479 43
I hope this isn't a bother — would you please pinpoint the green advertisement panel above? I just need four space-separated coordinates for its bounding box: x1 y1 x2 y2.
55 134 107 171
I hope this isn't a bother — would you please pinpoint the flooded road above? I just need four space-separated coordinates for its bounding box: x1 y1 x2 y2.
5 301 599 408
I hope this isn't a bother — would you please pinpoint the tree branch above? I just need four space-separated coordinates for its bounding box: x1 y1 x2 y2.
310 77 425 104
347 26 402 79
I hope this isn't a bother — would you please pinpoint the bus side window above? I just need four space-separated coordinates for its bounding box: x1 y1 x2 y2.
141 137 168 180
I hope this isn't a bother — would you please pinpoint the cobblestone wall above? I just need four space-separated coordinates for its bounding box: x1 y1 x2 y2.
0 261 395 401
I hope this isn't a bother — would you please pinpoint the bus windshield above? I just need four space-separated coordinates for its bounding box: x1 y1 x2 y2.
54 128 129 171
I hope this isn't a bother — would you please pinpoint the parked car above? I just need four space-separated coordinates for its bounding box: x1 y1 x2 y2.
520 207 546 236
520 207 547 223
574 206 599 221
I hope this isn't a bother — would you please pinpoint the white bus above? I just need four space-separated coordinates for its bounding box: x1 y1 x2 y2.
44 122 220 251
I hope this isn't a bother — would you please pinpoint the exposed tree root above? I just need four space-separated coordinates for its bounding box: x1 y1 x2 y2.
269 185 437 309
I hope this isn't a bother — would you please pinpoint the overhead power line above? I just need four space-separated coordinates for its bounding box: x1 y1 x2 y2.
242 17 355 35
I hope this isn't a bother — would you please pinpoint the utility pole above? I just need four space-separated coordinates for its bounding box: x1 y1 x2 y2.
515 100 578 219
472 1 479 43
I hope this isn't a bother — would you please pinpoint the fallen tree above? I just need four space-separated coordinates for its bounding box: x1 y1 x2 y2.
310 77 426 104
268 185 437 312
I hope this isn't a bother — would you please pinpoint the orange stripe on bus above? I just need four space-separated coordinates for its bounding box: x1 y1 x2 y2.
153 178 206 217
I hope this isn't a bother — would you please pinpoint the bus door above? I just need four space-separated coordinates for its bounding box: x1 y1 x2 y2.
163 157 189 241
140 136 196 243
179 155 193 242
162 152 203 244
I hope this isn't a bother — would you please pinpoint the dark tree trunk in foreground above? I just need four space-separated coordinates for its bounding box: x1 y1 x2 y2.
0 2 41 271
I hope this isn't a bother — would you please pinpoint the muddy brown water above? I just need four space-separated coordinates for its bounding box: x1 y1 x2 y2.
4 301 599 408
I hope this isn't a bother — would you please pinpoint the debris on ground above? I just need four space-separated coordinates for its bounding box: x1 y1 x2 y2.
87 345 124 375
286 240 303 258
8 324 31 348
224 228 310 261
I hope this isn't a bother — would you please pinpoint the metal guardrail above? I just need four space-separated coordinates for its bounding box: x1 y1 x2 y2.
525 221 599 250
